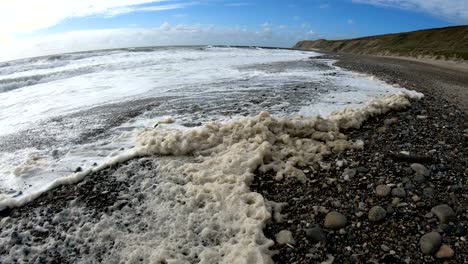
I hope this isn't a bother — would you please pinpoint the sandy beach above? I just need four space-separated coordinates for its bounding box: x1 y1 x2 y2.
1 54 466 263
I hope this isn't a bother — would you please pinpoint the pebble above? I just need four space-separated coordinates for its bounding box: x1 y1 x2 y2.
342 168 357 181
411 195 421 202
423 187 434 197
275 230 295 245
413 174 425 184
419 232 442 255
375 185 391 197
410 163 430 176
391 187 406 198
381 244 390 252
305 227 327 243
368 206 387 222
324 212 347 229
431 204 456 223
435 244 454 259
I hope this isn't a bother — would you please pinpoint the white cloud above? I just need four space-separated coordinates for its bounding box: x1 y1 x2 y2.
225 3 251 7
347 19 355 24
0 0 188 34
0 23 308 61
352 0 468 23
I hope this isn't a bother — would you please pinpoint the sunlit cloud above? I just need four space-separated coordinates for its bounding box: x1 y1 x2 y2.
352 0 468 23
0 0 188 34
0 23 308 61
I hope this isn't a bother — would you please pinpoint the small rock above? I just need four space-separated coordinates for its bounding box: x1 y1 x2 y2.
368 206 387 222
381 244 390 252
453 225 466 236
324 212 347 229
420 232 442 255
424 213 434 219
413 174 425 184
375 185 391 197
431 204 456 223
435 244 454 259
412 195 421 202
391 187 406 198
275 230 295 245
411 163 430 176
342 168 357 181
305 227 327 243
423 187 434 197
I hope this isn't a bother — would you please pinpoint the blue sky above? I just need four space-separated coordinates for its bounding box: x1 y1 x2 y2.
0 0 466 61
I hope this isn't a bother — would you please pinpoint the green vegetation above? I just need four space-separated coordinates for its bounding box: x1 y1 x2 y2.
294 26 468 61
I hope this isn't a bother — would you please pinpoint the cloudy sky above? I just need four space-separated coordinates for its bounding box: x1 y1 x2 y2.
0 0 466 61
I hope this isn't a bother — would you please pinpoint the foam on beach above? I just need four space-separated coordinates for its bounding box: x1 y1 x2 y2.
0 91 422 263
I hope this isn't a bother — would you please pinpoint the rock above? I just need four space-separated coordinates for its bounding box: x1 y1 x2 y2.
435 244 454 259
275 230 295 245
375 185 391 197
342 168 357 181
413 174 425 184
411 195 421 202
391 187 406 198
431 204 456 223
381 244 390 252
324 212 347 229
368 206 387 222
453 225 466 236
423 187 434 197
420 232 442 255
411 163 430 176
305 227 327 243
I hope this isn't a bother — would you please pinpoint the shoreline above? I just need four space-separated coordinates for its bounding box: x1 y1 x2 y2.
251 54 467 263
1 54 466 263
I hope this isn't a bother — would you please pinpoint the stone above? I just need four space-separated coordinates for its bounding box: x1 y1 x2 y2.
420 232 442 255
375 185 391 197
411 163 430 176
381 244 390 252
324 212 347 229
305 227 327 243
435 245 454 259
342 168 357 181
368 206 387 222
391 187 406 198
411 195 421 202
275 230 295 245
423 187 434 197
413 174 425 184
431 204 456 223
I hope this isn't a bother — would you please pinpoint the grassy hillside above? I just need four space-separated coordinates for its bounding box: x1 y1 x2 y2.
294 26 468 61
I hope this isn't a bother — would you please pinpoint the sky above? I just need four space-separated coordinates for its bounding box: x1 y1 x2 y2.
0 0 466 61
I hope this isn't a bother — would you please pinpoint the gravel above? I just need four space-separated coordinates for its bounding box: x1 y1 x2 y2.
251 54 467 263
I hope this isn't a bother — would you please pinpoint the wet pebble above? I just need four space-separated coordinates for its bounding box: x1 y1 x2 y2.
411 163 430 176
435 244 454 259
324 212 347 229
431 204 456 223
368 206 387 222
419 232 442 255
391 187 406 198
375 185 391 197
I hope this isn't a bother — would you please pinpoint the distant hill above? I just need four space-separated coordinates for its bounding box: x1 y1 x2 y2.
293 26 468 61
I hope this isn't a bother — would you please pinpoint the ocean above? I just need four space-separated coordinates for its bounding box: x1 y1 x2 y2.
0 46 421 263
